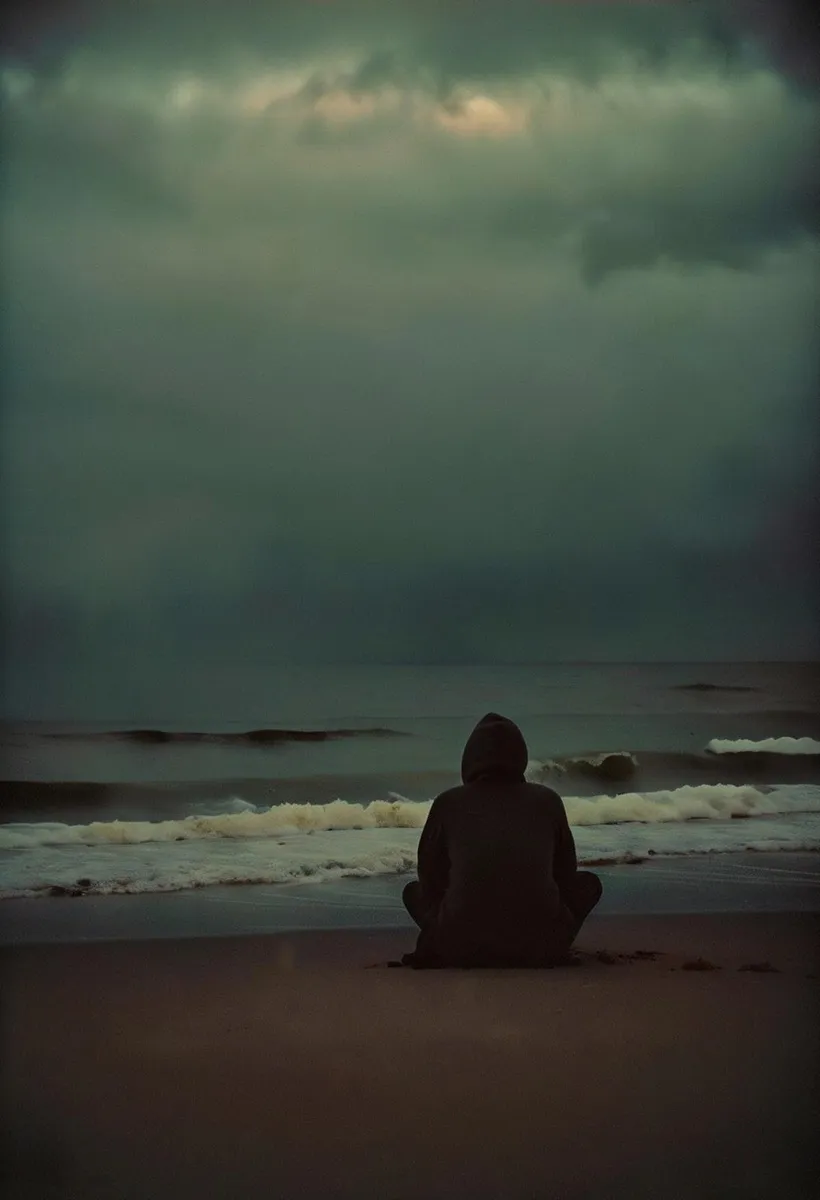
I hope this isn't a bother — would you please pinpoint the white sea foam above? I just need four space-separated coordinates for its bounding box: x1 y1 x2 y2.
0 795 432 850
566 783 820 824
1 784 819 899
2 784 819 853
707 737 820 755
1 812 818 900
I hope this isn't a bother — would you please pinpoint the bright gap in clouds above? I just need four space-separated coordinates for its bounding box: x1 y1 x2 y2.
2 2 818 701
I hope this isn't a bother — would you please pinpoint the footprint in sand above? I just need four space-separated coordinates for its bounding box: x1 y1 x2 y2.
681 958 721 971
738 962 780 973
592 949 665 965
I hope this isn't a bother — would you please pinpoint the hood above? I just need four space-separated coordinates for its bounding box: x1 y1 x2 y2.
461 712 529 785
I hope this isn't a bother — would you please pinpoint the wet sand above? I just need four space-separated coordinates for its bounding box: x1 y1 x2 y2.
2 912 818 1199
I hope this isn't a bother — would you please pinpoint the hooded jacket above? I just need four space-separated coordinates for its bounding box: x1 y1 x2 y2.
410 712 579 967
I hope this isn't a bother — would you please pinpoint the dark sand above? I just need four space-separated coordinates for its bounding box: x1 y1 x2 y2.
2 912 819 1199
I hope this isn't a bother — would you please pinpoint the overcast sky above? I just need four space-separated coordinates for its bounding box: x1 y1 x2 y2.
2 1 818 715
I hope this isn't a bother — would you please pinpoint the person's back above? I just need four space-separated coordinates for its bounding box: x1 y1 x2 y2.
402 712 602 967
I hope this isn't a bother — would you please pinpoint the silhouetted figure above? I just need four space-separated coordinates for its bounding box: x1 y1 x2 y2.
402 712 602 967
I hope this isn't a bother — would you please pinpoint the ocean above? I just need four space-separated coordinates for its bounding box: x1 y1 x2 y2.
1 663 819 901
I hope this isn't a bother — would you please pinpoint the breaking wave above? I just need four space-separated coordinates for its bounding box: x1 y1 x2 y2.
673 682 759 693
534 751 639 783
2 794 428 849
707 737 820 755
527 743 820 787
4 736 820 821
3 783 820 852
1 800 819 900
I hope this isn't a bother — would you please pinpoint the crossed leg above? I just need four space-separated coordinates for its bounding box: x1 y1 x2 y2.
402 871 603 941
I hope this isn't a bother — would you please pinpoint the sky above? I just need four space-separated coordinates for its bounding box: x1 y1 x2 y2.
2 1 819 715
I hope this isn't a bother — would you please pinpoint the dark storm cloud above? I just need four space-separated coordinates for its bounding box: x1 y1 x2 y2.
4 3 816 278
3 1 816 82
735 0 820 91
0 1 768 78
2 2 818 709
0 1 796 89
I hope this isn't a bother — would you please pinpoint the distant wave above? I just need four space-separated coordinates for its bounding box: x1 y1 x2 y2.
45 726 408 745
534 752 639 783
529 744 820 786
5 737 820 819
707 737 820 756
673 682 760 693
0 773 445 816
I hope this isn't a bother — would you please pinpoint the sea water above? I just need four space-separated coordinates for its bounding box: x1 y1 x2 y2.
1 662 818 899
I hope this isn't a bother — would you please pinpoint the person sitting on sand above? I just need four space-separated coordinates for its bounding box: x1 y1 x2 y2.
402 712 602 968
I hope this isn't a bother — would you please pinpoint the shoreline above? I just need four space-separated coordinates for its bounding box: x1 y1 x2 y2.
2 851 819 947
5 910 818 973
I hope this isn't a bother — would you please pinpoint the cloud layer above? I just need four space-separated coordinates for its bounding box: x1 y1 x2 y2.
2 2 818 712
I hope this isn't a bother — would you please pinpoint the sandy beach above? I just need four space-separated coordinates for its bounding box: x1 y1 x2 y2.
3 910 818 1200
